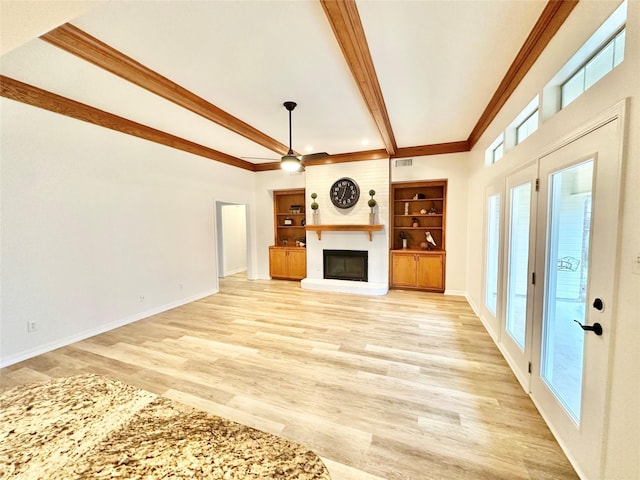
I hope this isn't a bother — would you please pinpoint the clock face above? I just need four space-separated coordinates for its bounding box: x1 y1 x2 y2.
330 177 360 209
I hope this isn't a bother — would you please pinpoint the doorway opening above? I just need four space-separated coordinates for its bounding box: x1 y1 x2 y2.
215 201 251 281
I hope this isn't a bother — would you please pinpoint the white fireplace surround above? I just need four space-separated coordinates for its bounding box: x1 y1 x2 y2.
301 228 388 295
300 160 390 296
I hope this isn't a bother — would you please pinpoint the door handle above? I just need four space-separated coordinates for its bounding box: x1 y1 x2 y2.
573 320 603 336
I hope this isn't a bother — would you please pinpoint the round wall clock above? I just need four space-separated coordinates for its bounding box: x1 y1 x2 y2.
330 177 360 209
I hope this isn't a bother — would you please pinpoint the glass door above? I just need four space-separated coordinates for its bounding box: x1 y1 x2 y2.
483 187 502 333
530 118 622 479
501 163 537 389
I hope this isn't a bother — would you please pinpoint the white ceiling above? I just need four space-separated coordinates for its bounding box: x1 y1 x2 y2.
0 0 547 165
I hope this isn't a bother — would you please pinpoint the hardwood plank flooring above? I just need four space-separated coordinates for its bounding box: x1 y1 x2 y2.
1 274 578 480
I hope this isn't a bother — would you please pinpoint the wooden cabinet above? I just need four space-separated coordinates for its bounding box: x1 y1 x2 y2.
390 251 445 292
270 189 306 280
269 246 306 280
390 180 447 292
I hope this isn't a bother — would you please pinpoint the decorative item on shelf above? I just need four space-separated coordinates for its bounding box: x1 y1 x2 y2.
400 230 408 249
282 239 288 246
368 189 377 224
301 218 306 227
412 217 419 228
284 217 293 226
428 202 438 215
289 205 302 214
420 208 427 214
295 238 306 247
310 192 319 224
425 231 437 250
404 202 409 215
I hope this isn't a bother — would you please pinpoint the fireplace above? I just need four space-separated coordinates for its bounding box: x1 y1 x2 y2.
323 250 368 282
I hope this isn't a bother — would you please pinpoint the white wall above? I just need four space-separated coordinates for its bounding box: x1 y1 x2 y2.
220 204 247 276
465 2 639 478
0 99 256 366
391 153 469 295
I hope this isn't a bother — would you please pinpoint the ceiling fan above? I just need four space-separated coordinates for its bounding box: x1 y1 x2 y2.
243 101 329 172
280 101 329 172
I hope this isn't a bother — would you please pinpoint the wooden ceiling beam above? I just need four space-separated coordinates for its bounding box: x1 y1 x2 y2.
0 75 256 172
320 0 397 156
41 23 291 156
467 0 578 148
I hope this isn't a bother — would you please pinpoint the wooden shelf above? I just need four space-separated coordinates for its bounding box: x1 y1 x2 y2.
305 224 383 241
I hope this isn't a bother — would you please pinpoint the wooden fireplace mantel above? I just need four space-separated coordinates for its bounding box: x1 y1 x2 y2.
305 224 383 241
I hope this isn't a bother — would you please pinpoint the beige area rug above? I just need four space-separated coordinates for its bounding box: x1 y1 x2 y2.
0 374 331 479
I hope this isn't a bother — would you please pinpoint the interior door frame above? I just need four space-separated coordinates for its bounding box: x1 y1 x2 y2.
214 200 254 280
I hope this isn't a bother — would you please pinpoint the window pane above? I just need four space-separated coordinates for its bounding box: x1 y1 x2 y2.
516 110 539 145
516 124 526 145
585 40 614 89
506 183 531 350
541 160 593 422
529 110 539 134
485 194 501 315
493 143 504 163
561 69 585 108
614 29 625 67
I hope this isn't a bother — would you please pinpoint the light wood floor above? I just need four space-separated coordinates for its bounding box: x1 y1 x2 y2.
1 274 577 480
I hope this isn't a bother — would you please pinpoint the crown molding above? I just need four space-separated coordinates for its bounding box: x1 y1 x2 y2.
393 141 470 158
467 0 578 148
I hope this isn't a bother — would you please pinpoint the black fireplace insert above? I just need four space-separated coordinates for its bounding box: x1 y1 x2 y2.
323 250 368 282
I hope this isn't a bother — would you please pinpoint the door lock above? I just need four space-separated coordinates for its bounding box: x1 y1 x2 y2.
593 297 604 311
574 320 603 336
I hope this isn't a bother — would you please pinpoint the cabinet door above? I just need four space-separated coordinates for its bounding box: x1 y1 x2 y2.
287 249 307 280
269 248 288 278
391 252 417 287
416 253 444 291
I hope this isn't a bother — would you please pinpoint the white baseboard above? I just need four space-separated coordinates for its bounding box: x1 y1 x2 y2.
444 289 466 296
222 267 247 276
0 288 218 368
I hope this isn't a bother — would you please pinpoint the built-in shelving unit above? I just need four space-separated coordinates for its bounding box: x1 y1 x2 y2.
273 189 306 247
390 180 447 292
271 189 306 280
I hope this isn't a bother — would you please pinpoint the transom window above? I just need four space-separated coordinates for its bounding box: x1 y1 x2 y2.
492 141 504 163
561 28 626 109
516 109 539 145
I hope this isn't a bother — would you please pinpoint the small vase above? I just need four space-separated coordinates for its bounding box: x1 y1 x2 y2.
402 238 408 249
369 212 376 224
312 211 319 224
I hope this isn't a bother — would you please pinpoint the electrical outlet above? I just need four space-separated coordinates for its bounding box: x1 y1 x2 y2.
633 253 640 276
139 295 145 303
27 321 38 333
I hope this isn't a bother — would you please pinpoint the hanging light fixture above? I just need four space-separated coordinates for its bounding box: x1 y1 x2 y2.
281 101 302 172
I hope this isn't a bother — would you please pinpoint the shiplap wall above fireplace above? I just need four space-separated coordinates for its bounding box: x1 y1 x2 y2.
302 159 389 295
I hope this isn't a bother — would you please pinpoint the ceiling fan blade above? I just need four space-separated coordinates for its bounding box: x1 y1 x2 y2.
300 152 329 161
241 156 279 161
